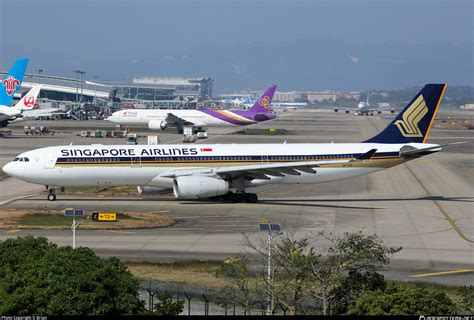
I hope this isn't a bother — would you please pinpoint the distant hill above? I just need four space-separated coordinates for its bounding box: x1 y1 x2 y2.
132 35 472 92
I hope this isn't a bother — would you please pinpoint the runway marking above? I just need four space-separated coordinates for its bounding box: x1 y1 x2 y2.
410 269 474 278
172 214 241 219
405 164 474 243
5 229 20 234
195 224 257 228
0 193 38 207
99 230 137 234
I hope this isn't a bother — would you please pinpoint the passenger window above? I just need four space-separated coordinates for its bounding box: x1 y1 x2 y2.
14 157 19 162
24 158 29 162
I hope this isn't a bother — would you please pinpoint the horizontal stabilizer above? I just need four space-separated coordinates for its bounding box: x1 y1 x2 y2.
356 149 377 160
399 141 469 158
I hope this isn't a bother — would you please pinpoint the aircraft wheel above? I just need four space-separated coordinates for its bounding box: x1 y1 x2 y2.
221 191 233 201
232 193 244 203
245 193 258 203
47 193 56 201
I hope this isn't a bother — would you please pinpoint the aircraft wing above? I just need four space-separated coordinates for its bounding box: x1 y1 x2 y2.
21 108 60 118
160 159 350 181
165 112 196 126
159 149 377 181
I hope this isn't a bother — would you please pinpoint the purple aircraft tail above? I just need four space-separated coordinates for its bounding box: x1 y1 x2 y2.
248 85 277 113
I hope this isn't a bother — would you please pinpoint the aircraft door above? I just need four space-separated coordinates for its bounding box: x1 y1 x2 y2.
43 151 56 169
131 156 141 168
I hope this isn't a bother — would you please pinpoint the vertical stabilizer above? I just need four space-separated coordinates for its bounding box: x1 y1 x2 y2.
0 58 29 106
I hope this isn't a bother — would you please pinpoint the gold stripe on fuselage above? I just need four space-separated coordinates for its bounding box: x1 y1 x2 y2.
54 157 404 169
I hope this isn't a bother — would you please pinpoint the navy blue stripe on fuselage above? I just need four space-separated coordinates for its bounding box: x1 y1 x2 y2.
55 152 400 164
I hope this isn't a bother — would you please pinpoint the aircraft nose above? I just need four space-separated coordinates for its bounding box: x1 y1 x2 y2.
2 162 15 177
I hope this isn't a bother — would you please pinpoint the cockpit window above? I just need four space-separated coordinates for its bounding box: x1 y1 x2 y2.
14 157 30 162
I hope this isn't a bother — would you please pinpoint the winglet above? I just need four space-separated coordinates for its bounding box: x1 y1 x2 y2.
357 149 377 160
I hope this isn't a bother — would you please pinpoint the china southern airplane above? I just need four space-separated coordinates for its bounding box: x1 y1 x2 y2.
0 58 29 127
106 85 277 131
3 84 454 203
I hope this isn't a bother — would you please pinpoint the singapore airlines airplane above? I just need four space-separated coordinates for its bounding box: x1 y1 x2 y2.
3 84 452 203
106 85 277 131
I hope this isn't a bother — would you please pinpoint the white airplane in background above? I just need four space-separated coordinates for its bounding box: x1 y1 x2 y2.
335 92 395 116
106 85 277 131
0 58 59 128
4 84 459 203
0 85 43 125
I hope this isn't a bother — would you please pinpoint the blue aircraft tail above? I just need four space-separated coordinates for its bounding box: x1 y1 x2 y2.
364 83 446 144
0 58 29 106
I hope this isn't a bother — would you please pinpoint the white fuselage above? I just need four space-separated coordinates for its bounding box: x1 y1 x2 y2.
0 104 21 121
3 142 435 190
107 109 252 128
357 102 372 114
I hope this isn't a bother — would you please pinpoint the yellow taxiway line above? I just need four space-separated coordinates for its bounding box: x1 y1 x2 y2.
410 269 474 278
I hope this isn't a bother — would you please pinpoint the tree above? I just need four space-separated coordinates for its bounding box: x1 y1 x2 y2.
0 236 144 315
331 271 386 315
272 238 314 315
215 257 263 314
216 231 401 315
153 292 184 315
347 282 458 315
307 231 401 315
458 286 474 314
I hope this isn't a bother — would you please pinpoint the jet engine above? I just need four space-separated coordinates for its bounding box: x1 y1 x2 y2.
173 176 229 199
390 109 395 114
334 108 338 112
148 120 168 130
137 186 171 196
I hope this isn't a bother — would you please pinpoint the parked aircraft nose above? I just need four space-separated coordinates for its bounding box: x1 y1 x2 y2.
2 162 15 177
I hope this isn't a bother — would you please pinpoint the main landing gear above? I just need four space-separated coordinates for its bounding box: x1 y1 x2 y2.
47 186 57 201
212 191 258 203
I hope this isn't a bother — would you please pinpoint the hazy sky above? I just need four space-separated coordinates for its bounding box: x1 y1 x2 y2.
0 0 472 85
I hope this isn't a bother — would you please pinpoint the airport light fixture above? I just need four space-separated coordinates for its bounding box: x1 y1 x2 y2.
64 208 87 249
92 75 99 106
36 69 43 85
73 70 86 103
258 222 281 315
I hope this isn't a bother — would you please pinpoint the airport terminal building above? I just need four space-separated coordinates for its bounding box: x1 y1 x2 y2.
1 71 214 108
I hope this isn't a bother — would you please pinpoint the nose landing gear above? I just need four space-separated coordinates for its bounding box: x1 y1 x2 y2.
47 186 57 201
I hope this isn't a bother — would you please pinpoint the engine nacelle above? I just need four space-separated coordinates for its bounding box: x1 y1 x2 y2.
334 108 338 112
173 176 229 199
148 119 168 130
137 186 170 195
390 109 395 114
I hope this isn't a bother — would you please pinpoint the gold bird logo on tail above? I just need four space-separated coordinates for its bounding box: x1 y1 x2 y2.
394 94 428 137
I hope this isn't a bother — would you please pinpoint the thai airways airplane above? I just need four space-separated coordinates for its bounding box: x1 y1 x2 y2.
106 85 277 131
3 84 454 203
